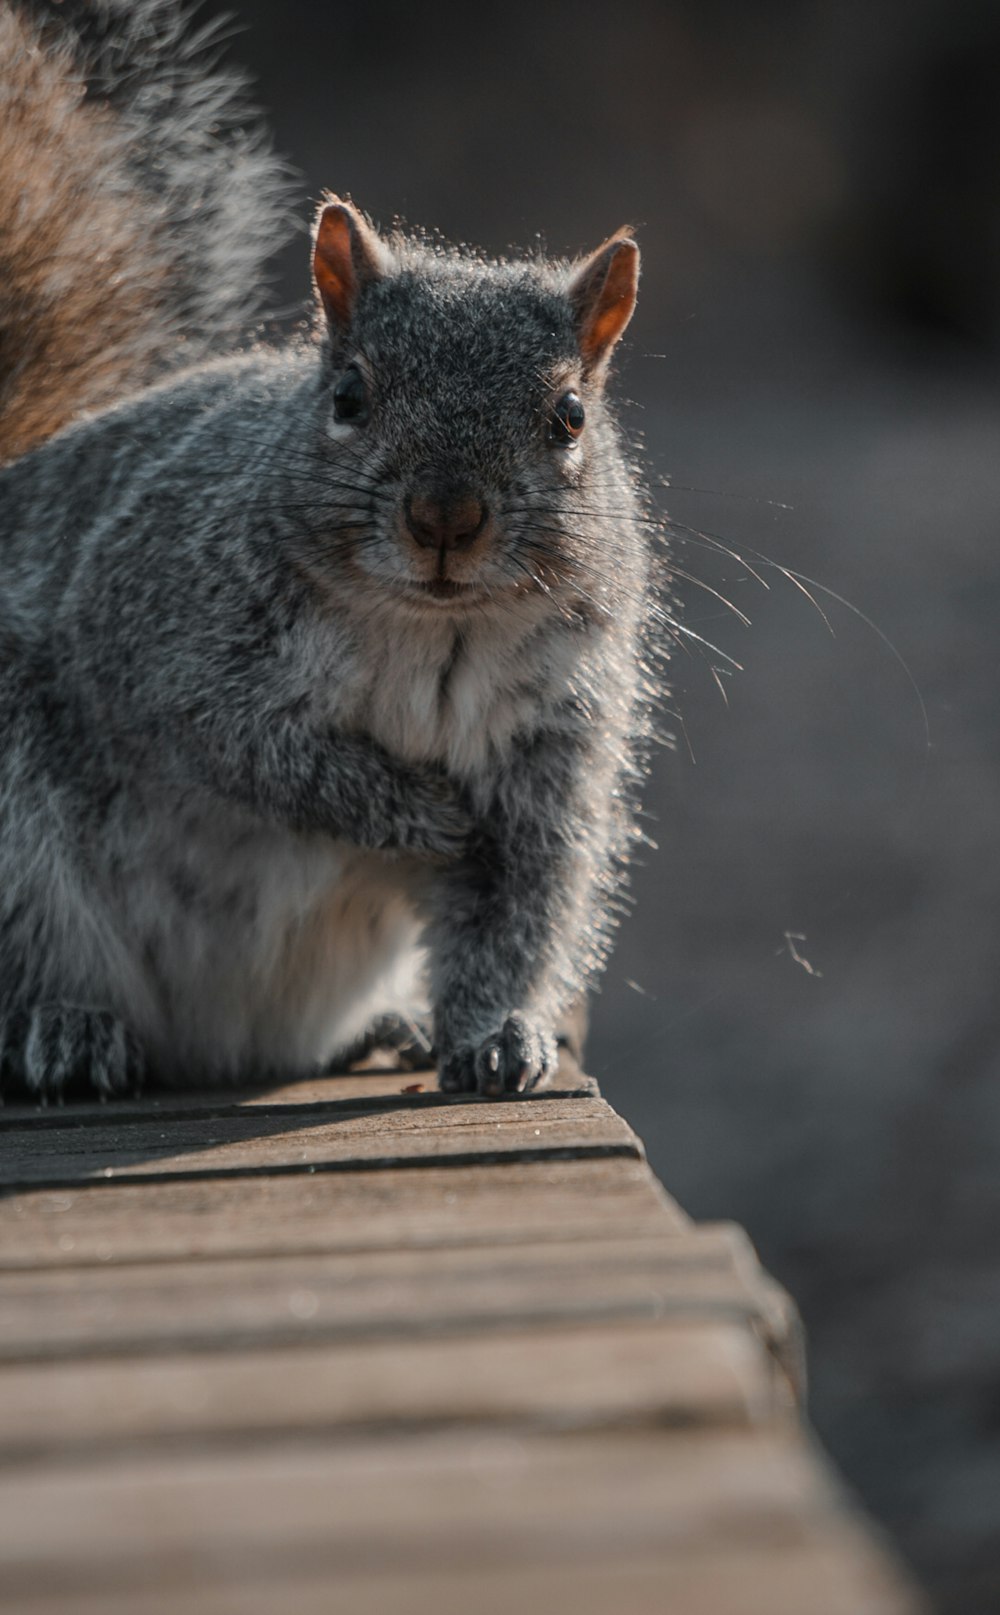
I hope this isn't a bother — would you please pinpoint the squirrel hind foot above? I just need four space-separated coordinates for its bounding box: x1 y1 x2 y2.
0 1004 146 1105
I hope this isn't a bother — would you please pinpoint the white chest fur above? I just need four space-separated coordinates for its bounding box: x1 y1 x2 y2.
329 604 567 778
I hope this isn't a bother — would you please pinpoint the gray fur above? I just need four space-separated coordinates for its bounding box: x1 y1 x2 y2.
0 4 657 1103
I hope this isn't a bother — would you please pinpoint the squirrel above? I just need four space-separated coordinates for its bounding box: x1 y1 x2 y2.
0 0 655 1103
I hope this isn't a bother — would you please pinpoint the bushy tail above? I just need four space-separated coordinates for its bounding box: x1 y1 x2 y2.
0 0 294 461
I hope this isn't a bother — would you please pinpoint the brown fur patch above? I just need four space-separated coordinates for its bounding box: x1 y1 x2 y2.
0 7 171 461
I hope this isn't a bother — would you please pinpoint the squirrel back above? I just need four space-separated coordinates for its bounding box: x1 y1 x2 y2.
0 0 293 462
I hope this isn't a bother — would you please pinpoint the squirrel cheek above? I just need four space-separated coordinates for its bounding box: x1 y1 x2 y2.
555 444 586 483
326 414 359 445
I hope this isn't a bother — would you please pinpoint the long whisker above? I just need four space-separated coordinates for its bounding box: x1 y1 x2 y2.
506 502 773 591
658 477 794 511
511 500 925 732
772 567 931 756
511 524 743 671
513 520 753 629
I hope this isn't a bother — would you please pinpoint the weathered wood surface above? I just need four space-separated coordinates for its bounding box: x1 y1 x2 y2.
0 1095 638 1187
0 1155 681 1266
0 1321 776 1461
0 1226 796 1367
0 1059 924 1613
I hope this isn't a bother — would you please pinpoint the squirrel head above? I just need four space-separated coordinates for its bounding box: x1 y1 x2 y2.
306 197 643 617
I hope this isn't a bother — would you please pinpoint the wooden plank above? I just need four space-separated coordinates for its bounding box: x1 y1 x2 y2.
0 1428 924 1614
0 1095 640 1188
0 1319 783 1462
0 1157 686 1269
0 1225 794 1362
0 1057 597 1126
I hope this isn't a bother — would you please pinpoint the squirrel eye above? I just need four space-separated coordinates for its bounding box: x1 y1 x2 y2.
333 364 368 424
550 390 585 446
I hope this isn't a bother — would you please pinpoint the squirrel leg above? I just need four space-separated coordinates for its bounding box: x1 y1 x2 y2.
0 1005 146 1105
430 727 611 1098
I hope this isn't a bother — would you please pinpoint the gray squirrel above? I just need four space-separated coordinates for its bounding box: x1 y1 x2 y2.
0 0 656 1102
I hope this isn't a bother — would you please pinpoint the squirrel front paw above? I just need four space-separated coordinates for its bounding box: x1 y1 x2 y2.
0 1005 146 1104
438 1014 557 1098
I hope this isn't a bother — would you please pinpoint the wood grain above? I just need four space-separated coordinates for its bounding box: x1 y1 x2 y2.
0 1156 686 1268
0 1096 640 1188
0 1319 784 1461
0 1224 794 1362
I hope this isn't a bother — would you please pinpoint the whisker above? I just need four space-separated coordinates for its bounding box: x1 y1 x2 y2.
658 477 794 511
512 519 753 630
773 567 931 757
510 523 741 669
506 501 773 592
709 666 731 707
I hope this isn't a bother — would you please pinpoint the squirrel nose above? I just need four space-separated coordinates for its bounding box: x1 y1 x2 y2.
405 491 487 552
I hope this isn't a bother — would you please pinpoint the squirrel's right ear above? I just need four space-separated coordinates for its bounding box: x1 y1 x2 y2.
568 232 640 376
313 198 388 334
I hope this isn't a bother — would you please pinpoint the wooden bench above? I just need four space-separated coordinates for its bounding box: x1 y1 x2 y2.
0 1060 925 1613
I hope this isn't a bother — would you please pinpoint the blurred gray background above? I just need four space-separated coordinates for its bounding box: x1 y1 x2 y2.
212 2 1000 1607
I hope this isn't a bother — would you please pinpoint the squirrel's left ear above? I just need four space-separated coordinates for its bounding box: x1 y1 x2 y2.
568 232 639 376
313 197 388 334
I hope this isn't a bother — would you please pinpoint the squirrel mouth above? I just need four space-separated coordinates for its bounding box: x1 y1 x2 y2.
408 578 482 604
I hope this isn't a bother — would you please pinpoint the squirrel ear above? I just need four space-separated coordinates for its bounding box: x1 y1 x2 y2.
313 198 388 333
568 232 639 375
